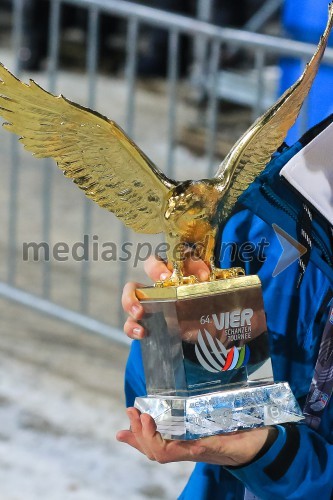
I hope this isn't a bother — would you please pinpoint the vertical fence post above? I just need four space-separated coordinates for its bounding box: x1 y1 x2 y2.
80 6 99 314
115 15 140 326
7 0 24 285
252 47 266 121
48 0 61 94
125 16 139 138
192 0 213 101
166 29 179 178
41 0 61 299
206 38 220 177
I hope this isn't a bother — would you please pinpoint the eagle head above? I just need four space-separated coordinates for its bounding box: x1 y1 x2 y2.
164 180 221 225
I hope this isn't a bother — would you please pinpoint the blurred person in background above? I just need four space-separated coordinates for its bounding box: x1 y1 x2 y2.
19 0 121 71
19 0 267 74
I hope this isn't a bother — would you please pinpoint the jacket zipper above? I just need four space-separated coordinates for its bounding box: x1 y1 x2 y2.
260 183 333 267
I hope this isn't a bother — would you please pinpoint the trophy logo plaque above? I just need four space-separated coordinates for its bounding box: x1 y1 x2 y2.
0 6 332 441
135 273 303 439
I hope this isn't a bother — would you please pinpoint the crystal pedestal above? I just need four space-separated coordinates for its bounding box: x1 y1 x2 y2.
135 275 303 439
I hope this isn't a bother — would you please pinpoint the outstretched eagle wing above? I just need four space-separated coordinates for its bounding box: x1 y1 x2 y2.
214 3 333 222
0 64 176 234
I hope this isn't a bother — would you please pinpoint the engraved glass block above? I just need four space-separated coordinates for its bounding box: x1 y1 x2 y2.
135 275 303 439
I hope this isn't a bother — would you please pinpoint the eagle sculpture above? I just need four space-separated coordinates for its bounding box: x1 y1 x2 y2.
0 5 332 286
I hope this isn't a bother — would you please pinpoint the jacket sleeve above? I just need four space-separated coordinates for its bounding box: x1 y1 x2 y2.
227 422 333 499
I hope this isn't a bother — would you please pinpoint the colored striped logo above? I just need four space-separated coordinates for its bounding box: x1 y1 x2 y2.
194 329 250 373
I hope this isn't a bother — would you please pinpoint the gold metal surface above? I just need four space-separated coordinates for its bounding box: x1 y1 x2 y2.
0 4 332 283
154 266 245 287
136 274 261 301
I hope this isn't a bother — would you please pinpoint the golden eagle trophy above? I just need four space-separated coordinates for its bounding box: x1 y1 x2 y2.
1 5 332 439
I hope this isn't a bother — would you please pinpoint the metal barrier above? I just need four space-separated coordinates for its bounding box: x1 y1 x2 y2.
1 0 333 345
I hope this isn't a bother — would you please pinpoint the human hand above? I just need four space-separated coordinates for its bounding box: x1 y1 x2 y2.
116 408 278 467
122 255 210 340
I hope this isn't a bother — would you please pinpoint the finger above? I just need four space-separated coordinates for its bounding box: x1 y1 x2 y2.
140 413 162 442
144 255 172 282
127 407 143 434
124 317 145 340
121 281 144 319
127 409 156 461
116 429 144 453
139 414 206 463
183 257 210 282
139 413 170 463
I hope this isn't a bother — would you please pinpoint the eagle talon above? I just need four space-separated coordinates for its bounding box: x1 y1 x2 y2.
155 267 198 287
209 259 217 281
209 267 245 281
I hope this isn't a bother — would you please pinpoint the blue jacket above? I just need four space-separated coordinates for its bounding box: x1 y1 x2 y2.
124 118 333 499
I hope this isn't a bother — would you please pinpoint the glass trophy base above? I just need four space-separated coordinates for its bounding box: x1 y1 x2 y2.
135 382 304 440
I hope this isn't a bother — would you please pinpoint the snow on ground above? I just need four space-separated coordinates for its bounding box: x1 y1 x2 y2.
0 300 193 500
